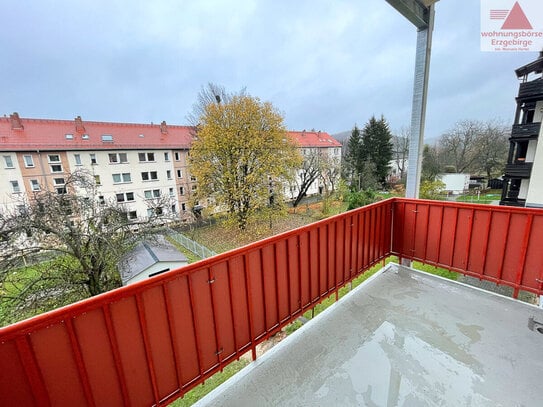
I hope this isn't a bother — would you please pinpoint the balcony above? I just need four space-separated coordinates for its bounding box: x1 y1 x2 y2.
1 198 543 406
504 162 533 178
511 122 541 140
518 79 543 101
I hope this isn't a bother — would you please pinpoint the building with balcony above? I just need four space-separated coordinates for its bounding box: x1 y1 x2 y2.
0 114 341 218
1 198 542 406
501 51 543 207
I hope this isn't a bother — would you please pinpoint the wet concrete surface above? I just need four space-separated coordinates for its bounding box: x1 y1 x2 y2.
194 264 543 407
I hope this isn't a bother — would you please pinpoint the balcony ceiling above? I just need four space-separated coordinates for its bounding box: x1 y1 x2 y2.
195 265 543 407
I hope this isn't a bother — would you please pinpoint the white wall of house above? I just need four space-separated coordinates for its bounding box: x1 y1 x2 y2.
525 105 543 206
0 153 24 211
438 174 470 195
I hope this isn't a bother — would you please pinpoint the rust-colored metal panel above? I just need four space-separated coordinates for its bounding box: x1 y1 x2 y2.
298 231 311 309
247 250 266 338
501 213 528 285
260 245 279 331
188 269 219 373
0 340 36 406
413 203 429 260
227 256 251 350
522 215 543 290
451 208 473 270
30 322 88 406
466 209 492 277
317 225 329 296
209 262 236 361
343 214 353 281
326 223 336 292
141 286 178 400
335 218 346 286
164 277 200 386
308 228 320 303
287 236 301 315
483 211 510 281
109 297 154 406
74 308 124 406
273 240 290 323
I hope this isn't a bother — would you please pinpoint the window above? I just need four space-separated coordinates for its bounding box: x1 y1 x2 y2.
90 154 97 165
30 179 40 191
147 208 154 218
164 152 170 161
65 134 74 140
141 171 158 181
191 184 197 191
181 203 186 212
126 192 134 201
116 193 125 202
98 195 105 204
50 164 62 173
94 175 101 185
177 169 183 178
82 134 89 140
144 189 160 199
179 186 185 195
108 153 128 163
53 178 65 185
3 156 14 168
48 154 61 163
138 152 155 162
171 204 176 213
174 152 180 161
112 173 131 183
74 154 82 165
10 181 21 193
190 175 197 181
166 170 172 180
169 187 174 197
23 155 34 167
101 134 113 142
128 210 137 220
56 187 67 195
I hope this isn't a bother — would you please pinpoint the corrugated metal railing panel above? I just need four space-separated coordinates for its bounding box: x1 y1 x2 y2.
392 198 543 297
0 199 393 407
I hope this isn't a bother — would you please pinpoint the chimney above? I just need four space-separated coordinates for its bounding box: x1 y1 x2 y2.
160 120 168 135
74 116 85 133
10 112 24 130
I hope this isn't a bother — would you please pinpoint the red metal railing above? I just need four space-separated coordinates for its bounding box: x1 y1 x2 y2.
0 199 393 407
393 198 543 298
2 198 543 406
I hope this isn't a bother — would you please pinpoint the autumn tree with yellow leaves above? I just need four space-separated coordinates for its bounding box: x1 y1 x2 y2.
189 94 302 230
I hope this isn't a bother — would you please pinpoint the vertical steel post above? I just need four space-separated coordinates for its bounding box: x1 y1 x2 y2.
405 5 435 199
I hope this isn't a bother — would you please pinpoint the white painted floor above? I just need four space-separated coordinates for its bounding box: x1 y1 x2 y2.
194 264 543 407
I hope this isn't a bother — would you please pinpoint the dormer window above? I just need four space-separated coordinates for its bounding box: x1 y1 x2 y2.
101 134 113 142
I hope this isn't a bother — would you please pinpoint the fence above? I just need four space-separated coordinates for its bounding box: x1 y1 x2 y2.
392 198 543 297
166 229 217 259
0 199 393 407
2 198 543 406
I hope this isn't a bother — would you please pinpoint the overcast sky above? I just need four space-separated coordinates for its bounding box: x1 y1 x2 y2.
0 0 539 139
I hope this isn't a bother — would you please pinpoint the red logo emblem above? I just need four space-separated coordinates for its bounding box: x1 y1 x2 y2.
490 1 533 29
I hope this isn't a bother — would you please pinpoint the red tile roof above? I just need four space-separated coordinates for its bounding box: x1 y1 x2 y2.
290 131 342 148
0 115 341 151
0 116 194 151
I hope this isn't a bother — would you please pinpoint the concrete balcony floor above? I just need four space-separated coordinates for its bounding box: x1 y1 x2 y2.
195 264 543 407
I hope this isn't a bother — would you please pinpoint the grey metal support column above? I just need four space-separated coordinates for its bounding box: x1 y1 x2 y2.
405 5 435 198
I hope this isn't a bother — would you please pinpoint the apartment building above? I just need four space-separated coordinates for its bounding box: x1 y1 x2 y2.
501 51 543 207
287 130 342 200
0 114 341 219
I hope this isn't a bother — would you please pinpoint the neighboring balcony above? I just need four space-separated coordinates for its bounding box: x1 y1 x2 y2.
511 122 541 140
518 79 543 101
504 161 533 178
1 199 543 406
